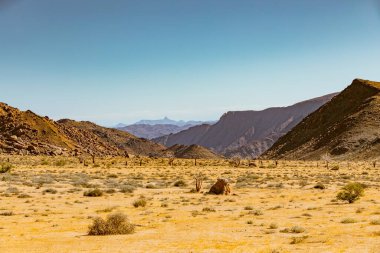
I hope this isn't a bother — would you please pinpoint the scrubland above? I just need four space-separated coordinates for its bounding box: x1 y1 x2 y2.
0 155 379 253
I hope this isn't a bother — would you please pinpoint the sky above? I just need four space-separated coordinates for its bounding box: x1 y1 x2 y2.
0 0 379 126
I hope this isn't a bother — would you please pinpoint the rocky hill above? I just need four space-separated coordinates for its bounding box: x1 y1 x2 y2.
0 102 166 156
263 79 380 160
154 93 337 158
167 144 223 159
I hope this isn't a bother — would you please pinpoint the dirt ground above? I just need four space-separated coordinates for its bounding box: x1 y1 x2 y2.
1 156 379 253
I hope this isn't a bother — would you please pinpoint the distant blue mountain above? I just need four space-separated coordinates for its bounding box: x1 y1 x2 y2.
133 117 210 127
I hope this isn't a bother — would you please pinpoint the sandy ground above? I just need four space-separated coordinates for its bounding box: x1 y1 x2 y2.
1 156 380 253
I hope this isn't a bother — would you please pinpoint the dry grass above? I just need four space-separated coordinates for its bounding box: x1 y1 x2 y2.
0 155 380 252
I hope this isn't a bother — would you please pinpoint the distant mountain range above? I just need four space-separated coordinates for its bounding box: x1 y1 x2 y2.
154 93 338 158
118 117 209 127
118 124 195 139
263 79 380 160
116 117 215 139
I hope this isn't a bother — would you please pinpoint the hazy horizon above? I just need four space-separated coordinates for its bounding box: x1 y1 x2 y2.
1 0 380 125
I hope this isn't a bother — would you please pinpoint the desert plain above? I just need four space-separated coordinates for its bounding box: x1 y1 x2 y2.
1 155 379 253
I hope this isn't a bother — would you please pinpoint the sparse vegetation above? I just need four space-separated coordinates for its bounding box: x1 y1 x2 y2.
0 162 12 173
0 156 379 252
88 212 135 236
133 197 147 208
341 218 357 224
84 189 103 197
173 180 187 187
336 182 365 203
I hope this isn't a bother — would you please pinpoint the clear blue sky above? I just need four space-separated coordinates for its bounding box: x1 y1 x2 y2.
0 0 379 125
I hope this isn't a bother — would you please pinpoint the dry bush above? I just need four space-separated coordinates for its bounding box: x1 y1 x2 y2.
133 197 147 208
173 180 187 187
336 182 365 203
0 162 12 173
84 189 103 197
88 212 135 236
341 218 357 224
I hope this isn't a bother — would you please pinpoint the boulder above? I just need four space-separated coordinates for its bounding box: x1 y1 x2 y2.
209 178 231 195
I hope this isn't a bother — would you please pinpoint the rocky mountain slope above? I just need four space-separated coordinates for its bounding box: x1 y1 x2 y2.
0 102 166 156
154 93 337 158
0 102 221 159
263 79 380 160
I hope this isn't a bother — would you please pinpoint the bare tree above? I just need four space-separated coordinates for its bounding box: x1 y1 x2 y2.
321 153 332 169
194 173 204 192
230 157 241 167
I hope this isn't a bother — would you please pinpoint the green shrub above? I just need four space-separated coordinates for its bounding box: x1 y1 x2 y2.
336 182 365 203
88 212 135 236
84 189 103 197
0 163 12 173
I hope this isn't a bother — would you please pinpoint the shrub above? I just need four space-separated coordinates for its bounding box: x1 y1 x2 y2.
0 211 13 216
120 186 135 194
202 207 216 212
88 212 135 236
249 209 263 216
290 236 308 244
84 189 103 197
0 163 12 173
341 218 357 224
269 223 278 229
54 160 67 167
313 182 326 190
173 180 187 187
43 188 58 194
370 219 380 225
336 182 365 203
281 226 305 233
133 198 147 208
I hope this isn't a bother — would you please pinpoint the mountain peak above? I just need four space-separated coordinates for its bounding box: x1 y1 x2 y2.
352 78 380 90
263 79 380 160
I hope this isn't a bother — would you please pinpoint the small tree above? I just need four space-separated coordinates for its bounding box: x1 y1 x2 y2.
336 182 365 204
